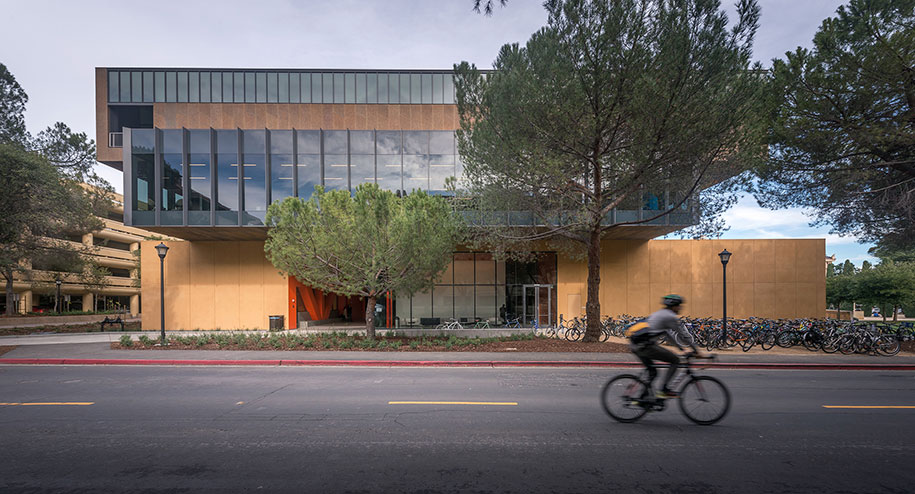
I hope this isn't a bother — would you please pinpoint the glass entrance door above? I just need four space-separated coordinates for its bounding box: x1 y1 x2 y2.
522 284 552 327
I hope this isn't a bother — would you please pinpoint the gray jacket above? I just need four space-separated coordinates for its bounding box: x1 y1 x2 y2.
629 308 694 350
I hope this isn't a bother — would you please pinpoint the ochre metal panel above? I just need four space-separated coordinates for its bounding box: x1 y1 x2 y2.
774 282 798 319
728 240 754 283
189 242 216 330
795 282 819 319
797 239 825 283
775 240 797 283
627 283 651 317
140 242 161 330
648 241 671 283
141 241 288 331
753 282 777 318
729 282 755 318
753 239 776 283
238 242 265 329
213 242 240 329
668 241 693 284
626 240 650 285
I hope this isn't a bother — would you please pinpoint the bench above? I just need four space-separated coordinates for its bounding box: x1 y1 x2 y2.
100 316 125 331
419 317 441 327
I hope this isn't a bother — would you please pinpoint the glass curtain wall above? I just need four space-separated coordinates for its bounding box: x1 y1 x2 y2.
242 130 266 225
215 130 239 225
350 130 375 190
403 131 428 193
323 131 348 191
394 253 513 327
130 129 155 225
128 129 459 226
160 129 183 225
188 130 212 225
376 131 402 194
270 130 294 204
429 131 455 195
297 130 321 200
110 69 461 104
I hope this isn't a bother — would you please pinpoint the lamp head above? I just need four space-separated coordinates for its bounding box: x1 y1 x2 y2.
155 242 169 260
718 249 731 265
56 280 61 286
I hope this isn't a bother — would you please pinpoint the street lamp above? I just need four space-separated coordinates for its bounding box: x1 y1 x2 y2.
718 249 731 346
155 242 169 344
55 280 61 314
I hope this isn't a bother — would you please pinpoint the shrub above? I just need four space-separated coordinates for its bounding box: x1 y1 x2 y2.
119 335 133 347
138 335 153 346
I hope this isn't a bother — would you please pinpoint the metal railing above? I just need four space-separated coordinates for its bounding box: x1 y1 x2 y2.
108 132 123 148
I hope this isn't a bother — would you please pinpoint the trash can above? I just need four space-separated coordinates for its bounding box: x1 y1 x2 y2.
268 315 284 331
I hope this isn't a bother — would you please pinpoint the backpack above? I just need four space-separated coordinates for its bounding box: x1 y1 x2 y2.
624 319 650 338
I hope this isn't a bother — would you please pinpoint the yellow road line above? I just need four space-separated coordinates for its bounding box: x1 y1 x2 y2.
0 402 94 406
389 401 517 406
823 405 915 409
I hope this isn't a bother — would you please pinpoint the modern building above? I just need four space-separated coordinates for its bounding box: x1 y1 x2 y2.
96 67 825 331
2 190 148 316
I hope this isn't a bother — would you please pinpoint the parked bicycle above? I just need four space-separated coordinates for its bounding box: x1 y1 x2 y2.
435 318 465 330
601 353 730 425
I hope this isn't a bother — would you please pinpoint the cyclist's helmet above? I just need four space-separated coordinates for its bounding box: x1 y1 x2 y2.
662 294 684 308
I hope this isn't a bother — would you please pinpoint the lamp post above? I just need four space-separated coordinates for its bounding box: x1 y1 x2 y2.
55 280 61 314
718 249 731 346
155 242 169 344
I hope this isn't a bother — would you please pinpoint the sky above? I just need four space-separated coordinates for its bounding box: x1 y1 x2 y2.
1 0 873 265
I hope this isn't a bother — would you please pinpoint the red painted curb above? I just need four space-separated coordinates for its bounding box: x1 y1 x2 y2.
1 358 914 370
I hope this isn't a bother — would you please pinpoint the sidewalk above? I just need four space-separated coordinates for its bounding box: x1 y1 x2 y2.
1 333 914 369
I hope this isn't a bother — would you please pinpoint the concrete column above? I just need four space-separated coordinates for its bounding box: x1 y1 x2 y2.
20 290 32 314
129 242 140 278
82 293 94 313
130 242 140 316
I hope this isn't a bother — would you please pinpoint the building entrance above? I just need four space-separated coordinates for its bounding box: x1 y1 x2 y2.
522 284 552 327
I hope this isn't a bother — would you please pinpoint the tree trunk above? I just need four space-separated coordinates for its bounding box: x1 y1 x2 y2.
582 226 602 342
893 305 898 322
365 295 376 341
4 271 14 316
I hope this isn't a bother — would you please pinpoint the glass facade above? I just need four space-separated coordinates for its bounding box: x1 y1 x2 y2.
128 127 458 226
108 69 461 105
188 130 211 225
160 129 183 225
125 127 693 230
392 253 556 327
130 129 155 225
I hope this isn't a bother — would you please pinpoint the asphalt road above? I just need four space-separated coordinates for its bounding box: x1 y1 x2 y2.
1 365 913 493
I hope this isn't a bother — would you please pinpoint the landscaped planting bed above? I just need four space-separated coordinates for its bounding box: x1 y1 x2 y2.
113 332 629 353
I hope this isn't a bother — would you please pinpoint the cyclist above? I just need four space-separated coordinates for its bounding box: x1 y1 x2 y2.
627 294 699 399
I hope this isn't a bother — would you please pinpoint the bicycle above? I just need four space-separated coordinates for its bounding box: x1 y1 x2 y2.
471 318 491 329
435 318 464 330
601 353 730 425
503 317 521 329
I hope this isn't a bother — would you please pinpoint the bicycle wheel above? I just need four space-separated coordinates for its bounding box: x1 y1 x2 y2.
759 330 776 350
601 374 650 423
599 328 610 342
821 336 840 353
876 335 900 356
678 376 731 425
802 331 821 351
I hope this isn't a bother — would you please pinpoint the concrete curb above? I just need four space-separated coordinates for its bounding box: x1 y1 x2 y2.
1 358 914 370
